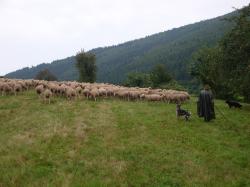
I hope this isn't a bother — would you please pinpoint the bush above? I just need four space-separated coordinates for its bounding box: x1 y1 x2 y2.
35 69 57 81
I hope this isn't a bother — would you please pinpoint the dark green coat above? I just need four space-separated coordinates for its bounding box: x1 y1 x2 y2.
197 90 215 121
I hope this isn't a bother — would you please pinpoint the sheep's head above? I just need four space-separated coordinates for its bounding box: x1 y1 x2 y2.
140 94 145 99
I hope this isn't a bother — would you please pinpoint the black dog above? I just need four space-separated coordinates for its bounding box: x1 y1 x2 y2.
225 100 242 108
176 104 191 121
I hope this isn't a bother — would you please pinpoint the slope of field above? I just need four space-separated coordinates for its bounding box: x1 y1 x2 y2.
0 91 249 186
5 12 235 85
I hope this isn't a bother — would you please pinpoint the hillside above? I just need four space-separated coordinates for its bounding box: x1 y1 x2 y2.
6 12 235 86
0 91 250 186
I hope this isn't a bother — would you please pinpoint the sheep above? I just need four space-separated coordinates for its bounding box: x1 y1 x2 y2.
129 91 141 101
76 86 83 98
1 78 191 105
35 85 45 97
42 89 53 104
89 88 99 101
116 89 129 101
13 83 22 96
18 81 28 91
1 83 13 96
47 83 58 95
58 85 67 97
66 87 77 100
83 87 91 99
144 94 163 102
98 87 107 97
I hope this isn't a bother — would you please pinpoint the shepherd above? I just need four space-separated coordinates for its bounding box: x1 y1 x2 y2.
197 84 215 122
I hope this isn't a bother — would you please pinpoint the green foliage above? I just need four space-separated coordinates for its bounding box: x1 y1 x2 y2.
75 50 97 83
124 64 172 88
35 69 57 81
219 4 250 101
158 80 186 91
190 47 233 98
190 4 250 101
242 72 250 102
124 72 152 87
150 64 172 87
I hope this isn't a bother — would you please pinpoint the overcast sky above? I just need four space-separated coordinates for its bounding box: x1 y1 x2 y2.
0 0 249 75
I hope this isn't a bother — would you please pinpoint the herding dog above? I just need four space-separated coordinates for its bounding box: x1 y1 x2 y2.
225 100 242 108
176 104 191 121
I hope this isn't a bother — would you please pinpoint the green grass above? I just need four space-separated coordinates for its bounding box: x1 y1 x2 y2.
0 91 250 187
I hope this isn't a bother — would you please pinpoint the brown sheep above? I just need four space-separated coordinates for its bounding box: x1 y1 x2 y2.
129 91 141 101
98 87 107 97
66 87 77 100
42 89 53 104
83 87 91 98
89 88 99 101
116 90 129 100
1 78 192 105
58 85 67 97
76 86 83 98
35 85 44 97
13 83 22 96
144 94 163 101
1 83 13 96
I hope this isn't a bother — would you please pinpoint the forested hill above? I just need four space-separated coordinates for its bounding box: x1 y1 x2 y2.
6 11 235 85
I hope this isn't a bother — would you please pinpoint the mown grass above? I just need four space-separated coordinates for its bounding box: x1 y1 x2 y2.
0 91 249 187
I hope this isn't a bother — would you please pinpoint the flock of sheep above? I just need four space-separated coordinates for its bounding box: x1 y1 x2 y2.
0 78 190 104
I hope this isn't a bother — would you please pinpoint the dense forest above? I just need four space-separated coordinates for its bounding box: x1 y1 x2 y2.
6 11 236 91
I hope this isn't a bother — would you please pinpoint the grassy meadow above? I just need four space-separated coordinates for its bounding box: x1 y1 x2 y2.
0 91 250 186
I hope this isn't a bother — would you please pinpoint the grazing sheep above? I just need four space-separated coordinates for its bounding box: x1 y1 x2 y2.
35 85 44 97
1 78 191 105
129 91 141 101
58 85 67 97
1 83 13 96
117 90 129 101
66 87 77 100
98 87 107 97
76 86 83 98
13 83 22 96
83 87 90 98
42 89 53 104
89 88 99 101
145 94 163 101
18 81 28 91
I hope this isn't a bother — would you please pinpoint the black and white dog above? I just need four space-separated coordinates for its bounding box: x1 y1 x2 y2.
176 104 191 121
225 100 242 108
